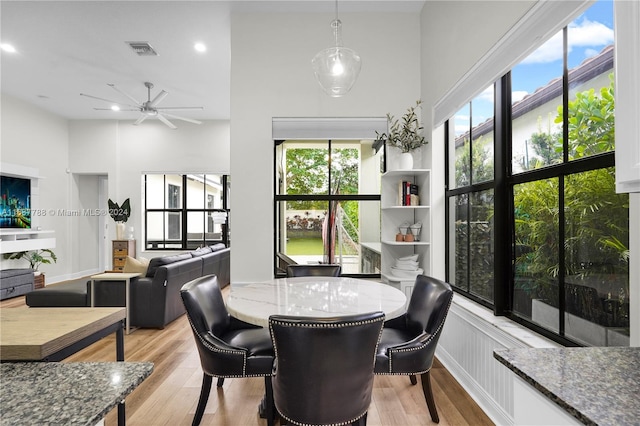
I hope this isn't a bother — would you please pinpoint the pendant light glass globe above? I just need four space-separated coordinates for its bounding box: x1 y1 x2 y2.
312 17 361 97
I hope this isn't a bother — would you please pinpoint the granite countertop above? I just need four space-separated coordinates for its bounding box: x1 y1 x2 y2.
494 347 640 425
0 361 154 425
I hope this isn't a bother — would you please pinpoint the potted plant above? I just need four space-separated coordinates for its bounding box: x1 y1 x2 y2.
108 198 131 240
375 100 428 169
3 249 58 275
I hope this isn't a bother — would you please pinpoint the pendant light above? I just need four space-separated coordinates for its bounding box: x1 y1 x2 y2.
312 0 361 97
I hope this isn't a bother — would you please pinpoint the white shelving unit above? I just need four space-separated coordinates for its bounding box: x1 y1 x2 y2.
380 169 431 300
0 229 56 254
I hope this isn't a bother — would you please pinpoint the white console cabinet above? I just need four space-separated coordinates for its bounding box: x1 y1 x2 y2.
0 229 56 254
380 169 431 300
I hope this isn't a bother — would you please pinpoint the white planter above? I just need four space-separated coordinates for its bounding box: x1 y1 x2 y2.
399 152 413 169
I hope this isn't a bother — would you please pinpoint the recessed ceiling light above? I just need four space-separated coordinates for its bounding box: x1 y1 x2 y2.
111 105 120 111
194 43 207 53
1 43 17 53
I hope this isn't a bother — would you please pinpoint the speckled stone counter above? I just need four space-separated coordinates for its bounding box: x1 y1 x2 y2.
0 361 153 425
494 347 640 425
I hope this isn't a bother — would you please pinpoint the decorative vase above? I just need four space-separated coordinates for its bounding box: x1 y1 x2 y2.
399 152 413 170
115 222 125 240
410 224 422 241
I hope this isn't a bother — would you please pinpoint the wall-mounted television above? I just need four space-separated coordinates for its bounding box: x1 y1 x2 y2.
0 175 31 229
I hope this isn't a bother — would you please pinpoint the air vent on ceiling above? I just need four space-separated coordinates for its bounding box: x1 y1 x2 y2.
126 41 158 56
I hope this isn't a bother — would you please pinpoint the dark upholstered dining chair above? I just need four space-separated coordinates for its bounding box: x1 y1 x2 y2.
286 264 342 277
268 311 385 426
374 275 453 423
180 275 275 426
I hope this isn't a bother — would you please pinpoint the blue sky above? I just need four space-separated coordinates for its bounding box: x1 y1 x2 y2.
456 0 614 135
512 0 614 100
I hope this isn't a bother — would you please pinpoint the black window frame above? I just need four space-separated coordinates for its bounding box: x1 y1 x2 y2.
144 174 230 250
273 139 382 278
445 22 624 346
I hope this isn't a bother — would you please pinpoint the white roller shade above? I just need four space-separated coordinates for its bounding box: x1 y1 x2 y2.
272 117 388 140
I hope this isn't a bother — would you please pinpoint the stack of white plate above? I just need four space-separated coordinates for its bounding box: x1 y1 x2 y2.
390 254 422 279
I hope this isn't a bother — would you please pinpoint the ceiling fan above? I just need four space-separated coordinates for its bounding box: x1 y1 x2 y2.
80 82 203 129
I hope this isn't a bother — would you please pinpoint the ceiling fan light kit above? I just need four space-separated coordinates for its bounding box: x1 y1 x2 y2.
80 81 203 129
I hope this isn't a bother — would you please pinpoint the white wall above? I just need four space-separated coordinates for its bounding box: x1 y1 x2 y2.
69 119 230 257
1 96 230 283
1 94 72 282
230 11 421 282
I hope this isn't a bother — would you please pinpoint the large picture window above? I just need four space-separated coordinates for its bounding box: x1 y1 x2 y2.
445 1 629 346
144 174 230 250
274 140 382 276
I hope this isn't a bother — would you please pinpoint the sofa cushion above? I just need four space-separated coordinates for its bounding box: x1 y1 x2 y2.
191 246 213 257
209 243 226 252
123 256 150 274
146 253 193 277
26 280 89 307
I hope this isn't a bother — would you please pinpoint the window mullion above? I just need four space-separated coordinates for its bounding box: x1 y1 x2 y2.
558 27 569 336
495 76 511 315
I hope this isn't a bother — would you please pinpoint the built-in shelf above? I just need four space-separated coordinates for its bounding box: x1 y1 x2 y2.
381 240 431 246
0 229 56 254
380 168 431 299
382 205 431 210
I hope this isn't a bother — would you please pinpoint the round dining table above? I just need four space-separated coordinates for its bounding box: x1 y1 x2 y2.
226 276 407 327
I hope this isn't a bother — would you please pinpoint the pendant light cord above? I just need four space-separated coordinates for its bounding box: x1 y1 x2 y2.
332 0 342 47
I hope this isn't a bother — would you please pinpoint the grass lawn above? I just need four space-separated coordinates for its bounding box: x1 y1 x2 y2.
286 237 323 255
286 237 358 256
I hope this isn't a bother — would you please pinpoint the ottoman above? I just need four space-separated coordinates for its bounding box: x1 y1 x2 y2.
25 280 90 307
0 269 34 300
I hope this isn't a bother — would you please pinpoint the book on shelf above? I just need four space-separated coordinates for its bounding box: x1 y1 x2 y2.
410 183 420 206
398 181 420 206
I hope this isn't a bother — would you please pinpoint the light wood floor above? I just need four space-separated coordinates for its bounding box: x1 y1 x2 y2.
1 292 493 426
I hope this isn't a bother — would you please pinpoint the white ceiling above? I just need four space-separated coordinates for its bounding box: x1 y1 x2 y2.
1 1 425 123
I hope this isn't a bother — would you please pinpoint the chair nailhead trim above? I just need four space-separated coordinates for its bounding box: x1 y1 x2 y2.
278 409 368 426
269 317 384 328
269 316 385 361
387 296 453 374
185 313 252 377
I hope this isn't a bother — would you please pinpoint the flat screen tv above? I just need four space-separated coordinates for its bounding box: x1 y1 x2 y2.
0 175 31 229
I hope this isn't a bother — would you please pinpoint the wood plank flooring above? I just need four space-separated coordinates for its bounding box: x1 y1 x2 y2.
1 292 493 426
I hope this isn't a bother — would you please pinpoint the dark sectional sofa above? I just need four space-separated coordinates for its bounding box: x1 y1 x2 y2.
26 244 230 329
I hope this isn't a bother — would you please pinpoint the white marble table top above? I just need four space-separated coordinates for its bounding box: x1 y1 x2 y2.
226 277 407 327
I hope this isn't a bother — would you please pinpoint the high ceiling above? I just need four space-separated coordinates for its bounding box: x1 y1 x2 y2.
1 1 425 123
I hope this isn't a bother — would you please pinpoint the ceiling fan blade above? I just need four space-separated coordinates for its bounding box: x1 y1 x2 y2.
149 90 169 108
93 108 139 111
133 115 148 126
108 83 142 106
162 112 202 125
157 113 177 129
156 106 204 111
80 93 139 108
